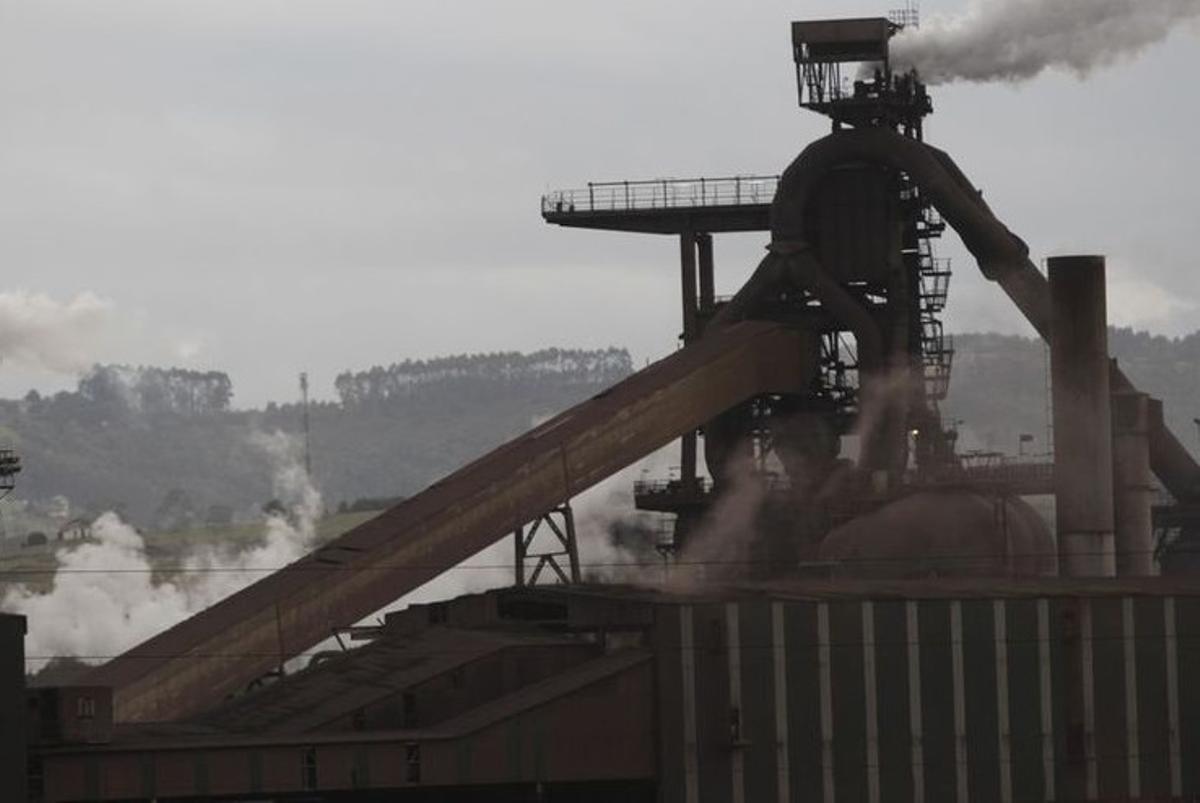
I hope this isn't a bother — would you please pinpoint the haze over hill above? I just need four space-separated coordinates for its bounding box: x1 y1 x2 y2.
946 328 1200 460
0 347 631 534
0 330 1196 539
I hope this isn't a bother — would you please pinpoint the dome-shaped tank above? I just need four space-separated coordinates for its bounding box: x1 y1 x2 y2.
818 490 1055 578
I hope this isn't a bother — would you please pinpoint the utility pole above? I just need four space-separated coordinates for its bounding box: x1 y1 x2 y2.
300 372 312 478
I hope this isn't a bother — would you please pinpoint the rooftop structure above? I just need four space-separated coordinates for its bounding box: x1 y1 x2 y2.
33 581 1200 801
791 17 932 137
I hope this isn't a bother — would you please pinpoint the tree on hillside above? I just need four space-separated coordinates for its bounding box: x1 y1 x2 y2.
76 366 233 417
333 347 632 409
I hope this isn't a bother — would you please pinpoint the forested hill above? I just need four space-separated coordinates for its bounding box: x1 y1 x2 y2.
1 329 1197 536
333 349 631 409
946 328 1200 456
0 348 632 531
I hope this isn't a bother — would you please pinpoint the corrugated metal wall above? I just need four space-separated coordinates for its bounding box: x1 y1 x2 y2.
657 594 1199 803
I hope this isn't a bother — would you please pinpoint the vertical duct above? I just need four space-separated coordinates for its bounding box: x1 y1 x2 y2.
1049 255 1115 577
1112 388 1156 575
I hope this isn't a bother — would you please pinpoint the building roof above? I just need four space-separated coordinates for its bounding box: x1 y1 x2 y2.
187 626 586 736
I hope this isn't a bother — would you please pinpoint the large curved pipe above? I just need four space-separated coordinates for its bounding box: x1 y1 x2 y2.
771 128 1050 333
754 127 1200 502
715 248 884 373
774 245 907 474
714 243 905 474
716 251 882 361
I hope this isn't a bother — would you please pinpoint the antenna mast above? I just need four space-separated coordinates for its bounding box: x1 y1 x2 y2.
299 372 312 477
888 1 920 29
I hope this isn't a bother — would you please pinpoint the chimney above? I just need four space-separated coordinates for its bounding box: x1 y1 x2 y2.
1049 255 1115 577
1111 387 1155 575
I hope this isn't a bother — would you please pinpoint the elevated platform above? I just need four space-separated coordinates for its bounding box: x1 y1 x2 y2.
634 460 1055 519
632 477 713 513
925 457 1055 497
542 175 777 234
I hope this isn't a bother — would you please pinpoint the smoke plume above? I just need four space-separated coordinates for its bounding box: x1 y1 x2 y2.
890 0 1200 85
3 431 320 669
572 452 673 586
0 291 115 373
668 459 766 592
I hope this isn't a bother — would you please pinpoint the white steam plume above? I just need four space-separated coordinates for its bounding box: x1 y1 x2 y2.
667 464 766 592
180 430 322 609
891 0 1200 85
0 291 115 373
571 448 675 586
2 430 320 668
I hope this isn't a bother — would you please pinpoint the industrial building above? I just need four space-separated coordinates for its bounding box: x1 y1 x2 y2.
10 14 1200 803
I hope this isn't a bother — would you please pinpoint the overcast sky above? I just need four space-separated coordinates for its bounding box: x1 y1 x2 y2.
1 0 1197 407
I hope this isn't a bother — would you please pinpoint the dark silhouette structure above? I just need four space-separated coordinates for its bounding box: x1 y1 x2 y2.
17 16 1200 803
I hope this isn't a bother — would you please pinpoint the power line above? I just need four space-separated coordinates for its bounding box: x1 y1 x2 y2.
0 545 1187 576
23 627 1200 665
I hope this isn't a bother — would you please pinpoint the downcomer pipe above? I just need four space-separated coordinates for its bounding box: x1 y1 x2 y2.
1049 256 1115 577
747 127 1200 503
713 246 900 476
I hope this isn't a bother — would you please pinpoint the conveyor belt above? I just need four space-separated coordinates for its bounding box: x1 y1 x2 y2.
89 320 813 722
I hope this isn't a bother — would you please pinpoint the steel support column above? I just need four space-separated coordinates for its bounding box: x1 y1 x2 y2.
680 230 700 489
680 230 699 342
697 233 715 314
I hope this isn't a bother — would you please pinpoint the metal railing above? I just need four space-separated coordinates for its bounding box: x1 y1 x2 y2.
920 455 1054 491
633 477 715 497
542 175 780 216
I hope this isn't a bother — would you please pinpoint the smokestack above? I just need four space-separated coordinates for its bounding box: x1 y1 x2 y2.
1049 255 1115 577
1111 387 1156 575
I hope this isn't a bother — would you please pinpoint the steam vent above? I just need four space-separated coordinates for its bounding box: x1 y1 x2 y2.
15 14 1200 803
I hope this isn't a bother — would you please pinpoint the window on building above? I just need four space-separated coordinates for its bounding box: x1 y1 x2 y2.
301 747 318 790
405 743 421 783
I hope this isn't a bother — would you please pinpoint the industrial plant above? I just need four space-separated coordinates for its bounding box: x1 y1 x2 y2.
5 11 1200 803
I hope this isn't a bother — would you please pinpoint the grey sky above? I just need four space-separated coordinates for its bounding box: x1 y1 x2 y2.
1 0 1197 407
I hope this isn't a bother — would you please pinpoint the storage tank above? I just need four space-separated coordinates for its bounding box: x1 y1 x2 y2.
818 490 1056 577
